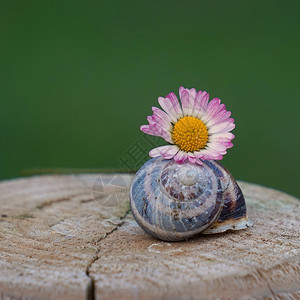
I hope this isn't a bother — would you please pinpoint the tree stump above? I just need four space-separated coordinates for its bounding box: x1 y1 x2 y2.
0 174 299 300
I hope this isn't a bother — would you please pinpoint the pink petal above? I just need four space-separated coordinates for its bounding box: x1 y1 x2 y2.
189 88 197 101
201 98 222 123
215 103 226 114
147 115 154 124
187 152 197 164
199 91 209 111
187 153 203 164
141 123 172 143
192 91 203 116
179 86 185 98
209 119 235 134
194 149 221 160
195 158 204 165
140 125 157 136
179 87 202 117
149 146 165 157
211 132 235 140
209 135 235 146
152 108 172 131
165 92 183 117
180 89 192 116
206 110 232 127
194 150 213 160
213 154 223 161
207 98 221 113
183 88 197 116
193 91 210 120
152 114 170 130
149 122 173 143
149 145 173 157
146 114 173 141
206 142 228 152
209 140 234 149
158 95 182 122
160 145 179 159
152 106 172 123
149 145 178 159
205 145 227 159
173 151 188 164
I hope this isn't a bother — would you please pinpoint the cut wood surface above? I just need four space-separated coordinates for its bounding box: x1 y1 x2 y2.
0 174 299 300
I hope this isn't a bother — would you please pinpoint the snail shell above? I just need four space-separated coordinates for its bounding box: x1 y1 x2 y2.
130 157 252 241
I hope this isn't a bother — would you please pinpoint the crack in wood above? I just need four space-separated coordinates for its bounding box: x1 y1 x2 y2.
35 192 89 209
85 208 131 300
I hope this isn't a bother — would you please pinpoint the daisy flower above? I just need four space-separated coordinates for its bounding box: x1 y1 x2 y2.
140 87 235 164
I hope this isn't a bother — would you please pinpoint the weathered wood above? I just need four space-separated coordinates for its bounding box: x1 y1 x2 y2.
0 174 299 300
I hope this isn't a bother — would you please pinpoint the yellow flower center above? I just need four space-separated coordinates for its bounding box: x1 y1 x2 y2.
172 116 208 152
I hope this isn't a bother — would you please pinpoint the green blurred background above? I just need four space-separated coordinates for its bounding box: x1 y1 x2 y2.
0 0 299 197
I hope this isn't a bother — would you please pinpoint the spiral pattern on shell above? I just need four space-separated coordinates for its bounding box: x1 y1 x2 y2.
130 157 251 241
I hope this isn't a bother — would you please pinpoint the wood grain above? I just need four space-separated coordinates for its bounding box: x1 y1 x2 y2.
0 174 299 300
